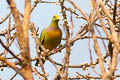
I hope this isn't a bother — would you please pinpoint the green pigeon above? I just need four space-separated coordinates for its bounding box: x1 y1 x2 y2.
36 14 62 66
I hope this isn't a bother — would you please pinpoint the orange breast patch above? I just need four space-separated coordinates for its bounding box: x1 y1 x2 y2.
47 30 61 38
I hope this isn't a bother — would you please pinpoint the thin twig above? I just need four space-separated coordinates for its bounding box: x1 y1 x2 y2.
0 39 21 62
0 12 11 24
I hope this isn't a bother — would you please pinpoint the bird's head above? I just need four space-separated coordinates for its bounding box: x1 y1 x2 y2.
50 14 60 27
52 14 60 23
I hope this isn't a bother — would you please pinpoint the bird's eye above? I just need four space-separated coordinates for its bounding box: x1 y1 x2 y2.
53 16 56 18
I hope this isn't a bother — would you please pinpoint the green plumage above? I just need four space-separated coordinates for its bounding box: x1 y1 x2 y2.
36 14 62 66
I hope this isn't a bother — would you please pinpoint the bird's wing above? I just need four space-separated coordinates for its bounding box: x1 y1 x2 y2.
36 28 46 66
40 28 46 45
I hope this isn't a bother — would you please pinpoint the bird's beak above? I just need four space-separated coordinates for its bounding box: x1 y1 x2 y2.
55 14 60 20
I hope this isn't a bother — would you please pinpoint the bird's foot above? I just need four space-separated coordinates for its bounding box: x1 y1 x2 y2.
53 48 58 53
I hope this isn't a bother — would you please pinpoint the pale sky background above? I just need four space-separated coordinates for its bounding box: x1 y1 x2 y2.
0 0 120 80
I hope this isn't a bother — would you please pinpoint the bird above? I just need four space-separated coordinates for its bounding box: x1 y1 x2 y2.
36 14 62 66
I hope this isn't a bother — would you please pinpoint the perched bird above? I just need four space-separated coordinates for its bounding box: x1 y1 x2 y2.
36 14 62 66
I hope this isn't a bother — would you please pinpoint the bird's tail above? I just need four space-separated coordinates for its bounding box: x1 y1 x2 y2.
35 58 45 66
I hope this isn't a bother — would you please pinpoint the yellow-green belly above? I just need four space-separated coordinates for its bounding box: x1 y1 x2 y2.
42 29 62 51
